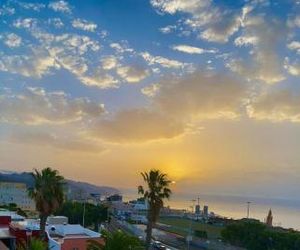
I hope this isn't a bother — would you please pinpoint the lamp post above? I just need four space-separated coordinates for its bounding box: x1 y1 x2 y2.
83 199 86 227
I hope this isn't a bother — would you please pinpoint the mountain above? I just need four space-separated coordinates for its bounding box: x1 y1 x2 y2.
0 171 119 198
67 179 119 199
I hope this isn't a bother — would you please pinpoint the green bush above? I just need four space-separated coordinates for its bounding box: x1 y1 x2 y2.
88 230 144 250
17 238 47 250
221 220 300 250
194 230 208 239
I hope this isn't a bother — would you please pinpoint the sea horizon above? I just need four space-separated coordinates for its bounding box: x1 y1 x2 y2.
121 189 300 230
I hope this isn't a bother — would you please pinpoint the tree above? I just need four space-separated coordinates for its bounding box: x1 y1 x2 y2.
55 201 108 231
221 220 300 250
194 230 208 239
87 230 143 250
0 203 27 217
28 167 65 239
138 169 172 250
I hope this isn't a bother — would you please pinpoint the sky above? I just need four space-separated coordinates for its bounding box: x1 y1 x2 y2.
0 0 300 200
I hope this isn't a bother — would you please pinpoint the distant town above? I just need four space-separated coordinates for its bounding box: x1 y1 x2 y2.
0 169 299 250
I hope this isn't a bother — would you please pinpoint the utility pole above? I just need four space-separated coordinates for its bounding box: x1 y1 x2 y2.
83 199 86 227
247 201 251 219
187 199 196 250
196 197 200 221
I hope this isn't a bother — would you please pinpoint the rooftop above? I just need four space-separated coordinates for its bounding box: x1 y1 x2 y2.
46 223 101 247
10 219 40 231
46 224 100 238
0 210 24 221
0 228 15 239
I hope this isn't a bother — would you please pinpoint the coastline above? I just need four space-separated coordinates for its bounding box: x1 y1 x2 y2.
121 190 300 230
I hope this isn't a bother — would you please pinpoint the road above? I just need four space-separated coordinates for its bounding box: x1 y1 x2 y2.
107 217 243 250
108 217 181 249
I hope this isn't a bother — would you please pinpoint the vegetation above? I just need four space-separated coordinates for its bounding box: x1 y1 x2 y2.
55 200 108 231
194 229 208 239
138 169 172 250
16 237 47 250
221 220 300 250
87 230 144 250
0 203 27 217
159 217 222 239
27 167 65 239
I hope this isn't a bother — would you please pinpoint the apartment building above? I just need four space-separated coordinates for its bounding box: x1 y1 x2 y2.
0 182 35 211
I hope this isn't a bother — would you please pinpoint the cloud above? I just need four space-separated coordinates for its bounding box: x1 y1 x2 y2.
90 71 247 143
0 88 105 125
0 47 59 78
32 32 117 87
17 2 46 11
284 58 300 76
9 131 105 153
79 71 119 88
3 15 147 89
110 42 134 54
159 25 177 34
140 52 186 68
287 15 300 28
48 0 71 13
51 33 100 55
247 89 300 123
155 72 247 120
48 18 64 28
172 44 217 54
0 5 15 16
13 17 37 29
72 18 97 32
151 0 210 15
141 83 161 97
228 16 286 84
151 0 243 43
287 41 300 54
2 33 22 48
199 13 241 43
101 56 118 70
234 35 258 47
117 66 149 83
90 109 185 143
2 18 123 89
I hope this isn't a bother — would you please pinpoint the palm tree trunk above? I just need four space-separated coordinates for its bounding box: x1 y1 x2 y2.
145 220 153 250
39 214 47 240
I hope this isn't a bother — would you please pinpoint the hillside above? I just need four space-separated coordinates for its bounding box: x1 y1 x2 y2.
0 171 119 199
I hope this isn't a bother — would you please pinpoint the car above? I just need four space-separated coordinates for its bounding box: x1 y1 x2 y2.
152 241 167 249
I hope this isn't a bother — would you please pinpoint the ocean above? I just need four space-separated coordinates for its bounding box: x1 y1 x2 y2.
122 191 300 230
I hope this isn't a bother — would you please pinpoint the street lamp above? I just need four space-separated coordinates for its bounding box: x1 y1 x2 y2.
83 199 86 227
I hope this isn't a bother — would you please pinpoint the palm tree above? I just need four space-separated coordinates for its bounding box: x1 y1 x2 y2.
28 167 65 239
138 169 172 249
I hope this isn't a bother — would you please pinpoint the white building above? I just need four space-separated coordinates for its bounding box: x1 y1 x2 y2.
46 222 102 250
0 209 25 221
132 200 148 211
0 182 35 211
